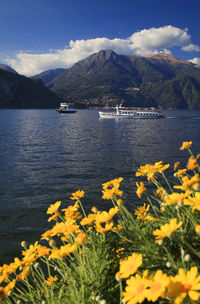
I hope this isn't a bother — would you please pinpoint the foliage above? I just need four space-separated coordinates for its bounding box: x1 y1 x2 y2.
1 142 200 303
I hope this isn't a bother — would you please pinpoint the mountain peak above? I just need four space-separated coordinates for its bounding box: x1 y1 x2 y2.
79 49 118 65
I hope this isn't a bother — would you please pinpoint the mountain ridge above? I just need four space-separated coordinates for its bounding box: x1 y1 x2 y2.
43 50 200 109
2 50 200 109
0 69 60 108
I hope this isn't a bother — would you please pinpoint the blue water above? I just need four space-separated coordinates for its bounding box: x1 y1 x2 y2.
0 109 200 263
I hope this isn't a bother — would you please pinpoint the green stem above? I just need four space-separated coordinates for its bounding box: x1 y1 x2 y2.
146 195 158 217
181 239 200 259
119 280 123 304
78 199 87 218
161 172 173 193
162 244 177 270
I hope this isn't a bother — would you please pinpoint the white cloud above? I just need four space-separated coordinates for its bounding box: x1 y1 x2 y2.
5 25 199 76
182 44 200 52
188 57 200 65
128 25 191 56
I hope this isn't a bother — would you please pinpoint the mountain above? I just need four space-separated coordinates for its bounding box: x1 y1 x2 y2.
0 69 60 108
0 64 18 74
31 68 66 85
47 50 141 107
143 75 200 109
47 50 200 109
2 51 200 109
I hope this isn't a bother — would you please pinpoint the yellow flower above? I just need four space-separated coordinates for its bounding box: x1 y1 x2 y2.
119 253 142 279
153 218 183 244
156 187 167 200
146 270 169 302
164 191 191 207
167 267 200 304
184 192 200 212
91 206 98 213
62 203 82 221
70 190 85 200
102 178 123 200
135 204 150 220
48 211 60 222
144 215 159 222
174 174 200 191
187 156 198 170
102 188 123 200
136 162 169 182
180 141 192 150
41 229 53 240
49 244 76 259
195 225 200 234
22 241 40 264
116 198 123 205
75 232 87 244
136 182 146 198
174 161 180 171
123 271 149 304
174 169 187 177
45 276 58 286
112 224 122 231
37 246 50 258
95 206 119 223
17 264 30 281
47 201 61 215
154 161 170 173
0 287 4 301
4 279 16 297
80 213 97 226
95 222 113 233
102 177 123 190
136 163 155 181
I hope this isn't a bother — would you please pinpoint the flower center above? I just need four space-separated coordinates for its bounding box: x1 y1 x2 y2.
137 284 144 294
182 283 191 293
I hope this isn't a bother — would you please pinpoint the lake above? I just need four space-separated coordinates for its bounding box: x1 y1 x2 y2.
0 109 200 264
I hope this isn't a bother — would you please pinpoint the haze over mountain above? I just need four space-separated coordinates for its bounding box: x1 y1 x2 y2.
31 68 66 84
41 50 200 109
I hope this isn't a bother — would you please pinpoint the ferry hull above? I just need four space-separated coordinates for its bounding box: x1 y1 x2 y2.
99 112 164 119
56 109 77 113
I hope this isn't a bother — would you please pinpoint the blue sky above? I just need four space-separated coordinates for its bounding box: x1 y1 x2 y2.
1 0 200 76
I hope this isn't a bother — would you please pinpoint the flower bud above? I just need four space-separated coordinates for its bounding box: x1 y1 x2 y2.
115 272 121 282
184 254 190 262
21 241 26 248
49 239 56 248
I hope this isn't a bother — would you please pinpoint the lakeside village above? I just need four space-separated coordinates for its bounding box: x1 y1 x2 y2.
0 141 200 303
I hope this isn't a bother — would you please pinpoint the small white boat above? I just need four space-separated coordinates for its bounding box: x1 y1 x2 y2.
56 103 77 113
99 104 164 119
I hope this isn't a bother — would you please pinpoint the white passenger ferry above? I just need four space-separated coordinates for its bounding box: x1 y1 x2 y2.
99 105 164 119
56 103 77 113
